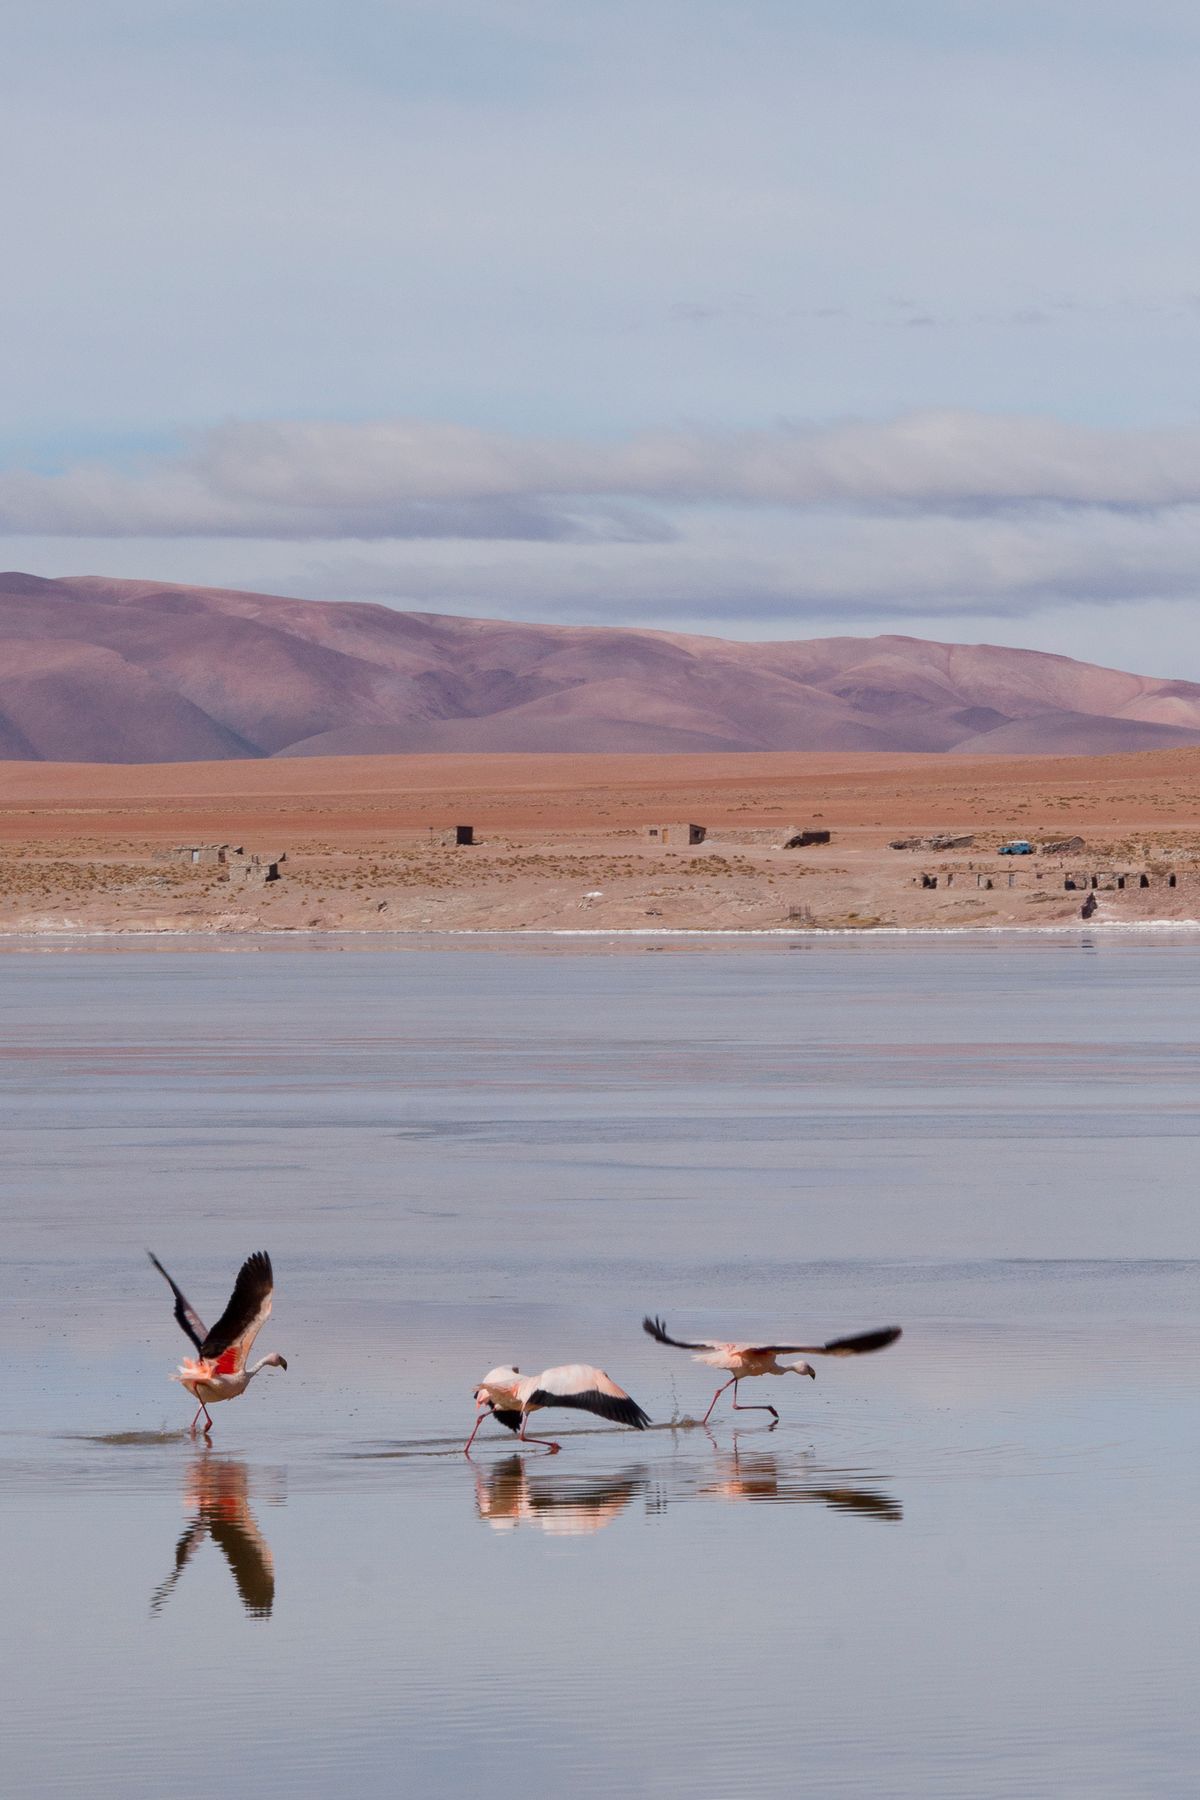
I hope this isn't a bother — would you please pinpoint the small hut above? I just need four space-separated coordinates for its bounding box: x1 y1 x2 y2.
156 843 238 867
645 823 706 846
227 850 285 885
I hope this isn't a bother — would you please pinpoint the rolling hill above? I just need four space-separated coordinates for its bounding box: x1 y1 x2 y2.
1 570 1198 762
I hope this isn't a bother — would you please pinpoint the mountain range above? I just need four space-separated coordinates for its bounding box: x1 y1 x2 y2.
1 570 1198 762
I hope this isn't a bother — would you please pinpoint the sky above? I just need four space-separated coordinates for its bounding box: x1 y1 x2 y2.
4 0 1200 675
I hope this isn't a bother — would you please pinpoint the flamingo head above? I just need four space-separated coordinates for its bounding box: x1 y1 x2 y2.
262 1352 288 1371
475 1365 520 1407
789 1361 817 1379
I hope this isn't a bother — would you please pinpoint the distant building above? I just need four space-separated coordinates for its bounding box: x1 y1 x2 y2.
155 843 239 867
227 851 285 885
645 823 706 846
781 828 831 848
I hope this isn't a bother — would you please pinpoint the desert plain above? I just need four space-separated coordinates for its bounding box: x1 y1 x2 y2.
1 746 1200 935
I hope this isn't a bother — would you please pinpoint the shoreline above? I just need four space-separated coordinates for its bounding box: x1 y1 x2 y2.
4 745 1200 939
2 916 1199 948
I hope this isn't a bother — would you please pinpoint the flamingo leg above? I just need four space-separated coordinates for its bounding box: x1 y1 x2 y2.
189 1398 214 1434
730 1380 778 1422
463 1410 489 1455
701 1375 737 1426
518 1411 561 1453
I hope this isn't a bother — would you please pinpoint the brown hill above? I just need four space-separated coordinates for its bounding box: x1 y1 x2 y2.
0 570 1197 762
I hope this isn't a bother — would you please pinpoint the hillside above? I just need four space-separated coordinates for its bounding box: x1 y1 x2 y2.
1 571 1198 762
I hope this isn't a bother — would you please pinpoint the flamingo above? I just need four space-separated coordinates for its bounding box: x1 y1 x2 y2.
465 1362 651 1453
643 1315 901 1424
148 1250 288 1434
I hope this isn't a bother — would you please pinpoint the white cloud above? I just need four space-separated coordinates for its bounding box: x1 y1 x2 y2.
10 411 1200 543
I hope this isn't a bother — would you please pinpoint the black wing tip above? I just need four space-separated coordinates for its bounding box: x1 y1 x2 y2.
148 1248 273 1287
529 1388 652 1430
643 1315 700 1351
828 1326 903 1355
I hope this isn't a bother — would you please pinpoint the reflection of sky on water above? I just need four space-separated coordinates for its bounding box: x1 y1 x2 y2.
2 938 1200 1797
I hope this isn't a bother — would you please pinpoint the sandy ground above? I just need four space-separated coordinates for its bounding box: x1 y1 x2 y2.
1 748 1199 934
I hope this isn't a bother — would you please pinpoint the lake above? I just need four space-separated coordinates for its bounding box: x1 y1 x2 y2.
2 933 1198 1798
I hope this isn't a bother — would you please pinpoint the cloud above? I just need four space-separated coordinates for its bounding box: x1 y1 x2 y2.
9 410 1200 543
293 502 1200 624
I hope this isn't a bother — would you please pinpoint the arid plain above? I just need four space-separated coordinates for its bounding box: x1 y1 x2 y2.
2 746 1200 934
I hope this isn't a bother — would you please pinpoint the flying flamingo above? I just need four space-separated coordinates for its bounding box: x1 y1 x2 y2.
466 1363 651 1453
148 1250 288 1434
643 1315 901 1424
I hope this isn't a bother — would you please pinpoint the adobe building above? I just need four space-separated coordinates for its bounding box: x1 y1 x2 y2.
645 823 706 846
155 843 240 867
227 851 285 885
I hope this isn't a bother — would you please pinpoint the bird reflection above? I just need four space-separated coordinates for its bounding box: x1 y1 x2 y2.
699 1440 902 1522
474 1455 649 1535
151 1456 277 1618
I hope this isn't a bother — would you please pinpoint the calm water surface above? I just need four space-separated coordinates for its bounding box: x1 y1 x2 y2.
2 935 1198 1798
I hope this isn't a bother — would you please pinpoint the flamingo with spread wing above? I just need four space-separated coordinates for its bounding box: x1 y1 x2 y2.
466 1362 651 1453
643 1315 901 1425
148 1250 288 1434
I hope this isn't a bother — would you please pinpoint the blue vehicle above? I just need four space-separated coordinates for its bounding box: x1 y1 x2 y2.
998 839 1034 855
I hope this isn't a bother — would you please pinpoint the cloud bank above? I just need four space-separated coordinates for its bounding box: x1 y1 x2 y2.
9 411 1200 543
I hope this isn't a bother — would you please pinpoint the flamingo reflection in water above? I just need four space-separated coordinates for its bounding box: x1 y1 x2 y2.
150 1457 277 1618
700 1440 901 1522
473 1456 650 1535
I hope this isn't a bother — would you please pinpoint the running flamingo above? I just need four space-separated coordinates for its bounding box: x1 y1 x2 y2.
466 1362 651 1453
148 1250 288 1434
643 1315 901 1424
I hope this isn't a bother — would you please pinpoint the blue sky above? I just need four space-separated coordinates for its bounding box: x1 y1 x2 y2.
3 1 1200 673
